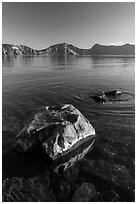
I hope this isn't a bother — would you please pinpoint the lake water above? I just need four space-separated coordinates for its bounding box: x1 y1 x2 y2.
2 55 135 201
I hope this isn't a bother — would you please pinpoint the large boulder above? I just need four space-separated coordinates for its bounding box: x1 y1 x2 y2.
14 104 96 168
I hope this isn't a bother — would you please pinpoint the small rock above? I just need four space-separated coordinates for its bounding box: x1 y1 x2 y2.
91 94 107 103
91 90 124 103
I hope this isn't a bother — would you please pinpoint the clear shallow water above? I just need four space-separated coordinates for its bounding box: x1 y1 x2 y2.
2 55 135 201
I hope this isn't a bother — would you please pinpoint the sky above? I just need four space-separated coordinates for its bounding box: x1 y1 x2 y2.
2 2 135 50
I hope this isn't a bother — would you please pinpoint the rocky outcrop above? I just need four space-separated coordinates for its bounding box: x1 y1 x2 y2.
2 43 135 56
14 104 96 168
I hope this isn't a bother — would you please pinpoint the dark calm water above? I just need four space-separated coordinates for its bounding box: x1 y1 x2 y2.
2 55 135 201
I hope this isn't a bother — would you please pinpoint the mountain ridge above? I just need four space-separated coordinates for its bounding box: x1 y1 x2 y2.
2 43 135 56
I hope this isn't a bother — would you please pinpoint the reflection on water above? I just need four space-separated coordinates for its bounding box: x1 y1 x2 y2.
3 55 135 69
2 55 135 201
2 56 16 67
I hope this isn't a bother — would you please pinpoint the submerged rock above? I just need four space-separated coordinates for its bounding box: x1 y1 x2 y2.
62 165 80 185
91 90 122 103
2 176 56 202
50 176 71 201
14 104 96 168
92 96 107 103
102 189 120 201
82 159 134 192
72 182 98 202
91 93 107 103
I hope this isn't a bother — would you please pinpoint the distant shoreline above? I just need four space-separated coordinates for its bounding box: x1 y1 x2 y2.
2 43 135 56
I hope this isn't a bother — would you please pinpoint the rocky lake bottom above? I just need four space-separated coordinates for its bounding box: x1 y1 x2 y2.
2 56 135 201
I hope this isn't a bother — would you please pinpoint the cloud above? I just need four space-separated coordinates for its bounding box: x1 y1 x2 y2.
107 42 125 46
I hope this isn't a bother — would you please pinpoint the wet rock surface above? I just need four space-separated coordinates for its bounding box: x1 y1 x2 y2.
54 136 95 172
2 176 56 202
105 90 122 96
2 148 135 202
91 90 133 103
